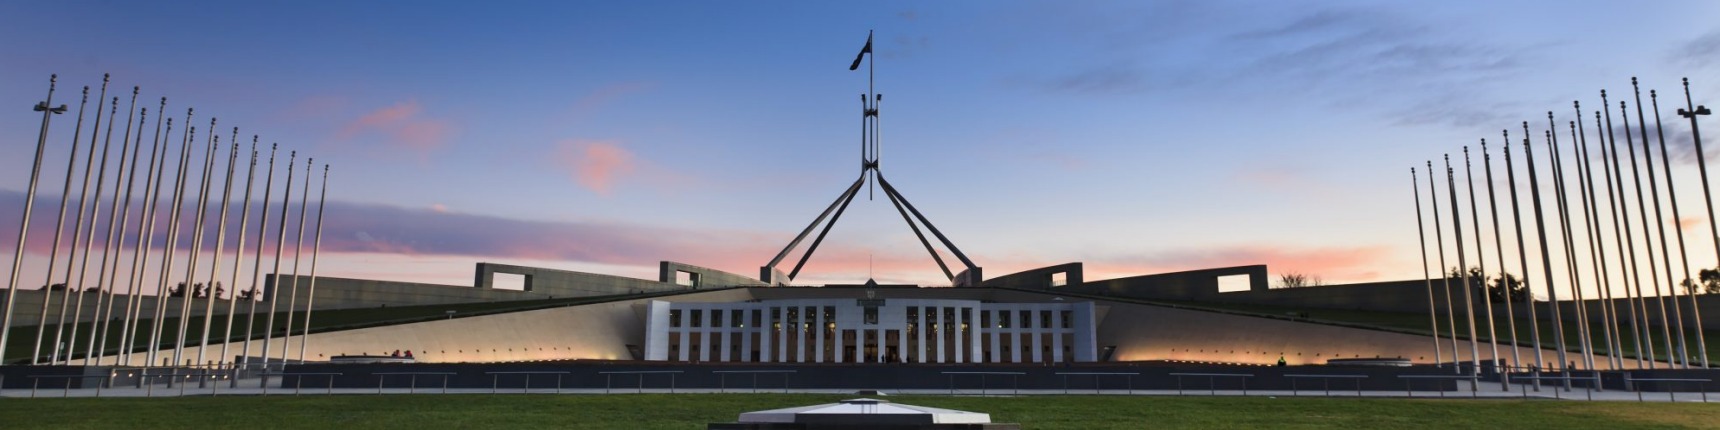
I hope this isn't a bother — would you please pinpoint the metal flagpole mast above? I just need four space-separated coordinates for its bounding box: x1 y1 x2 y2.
1503 135 1548 379
298 164 328 361
1570 116 1620 369
240 144 278 369
1675 78 1713 368
281 159 312 362
1464 147 1503 370
119 98 167 366
173 118 219 367
195 134 239 366
100 100 149 365
60 91 118 364
1546 117 1595 370
32 85 90 364
1597 108 1648 370
1634 82 1692 369
219 139 257 368
1653 87 1709 369
1482 142 1523 371
1523 121 1572 373
147 111 193 367
1429 160 1462 372
1605 97 1660 368
0 75 65 363
49 78 109 365
1618 99 1677 368
1445 156 1484 375
85 87 140 363
1412 167 1446 366
259 151 297 380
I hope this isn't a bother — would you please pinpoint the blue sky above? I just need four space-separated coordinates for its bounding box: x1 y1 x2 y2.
1 1 1718 295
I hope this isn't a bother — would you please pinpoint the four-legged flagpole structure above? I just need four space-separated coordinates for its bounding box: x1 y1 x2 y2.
760 31 983 286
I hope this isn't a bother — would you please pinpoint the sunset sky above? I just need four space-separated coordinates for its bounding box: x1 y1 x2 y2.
1 1 1718 298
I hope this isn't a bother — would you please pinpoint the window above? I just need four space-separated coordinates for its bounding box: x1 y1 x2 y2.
1218 274 1252 293
732 310 744 327
711 310 723 327
1041 311 1052 329
669 310 682 328
999 311 1011 328
691 310 703 328
1020 310 1032 328
752 310 762 328
864 307 879 325
981 311 991 329
1060 310 1073 328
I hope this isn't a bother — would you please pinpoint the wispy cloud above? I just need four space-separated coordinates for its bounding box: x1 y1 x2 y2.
336 100 454 156
1670 30 1720 69
1084 244 1394 283
554 139 636 195
566 82 655 121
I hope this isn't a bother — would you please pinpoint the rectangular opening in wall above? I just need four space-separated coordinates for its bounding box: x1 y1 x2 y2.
1217 274 1252 293
493 272 528 291
1050 272 1067 287
675 270 698 287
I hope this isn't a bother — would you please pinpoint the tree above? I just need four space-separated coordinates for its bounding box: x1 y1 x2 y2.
1277 273 1322 288
1488 273 1530 303
39 283 67 291
1701 268 1720 294
236 287 258 301
168 282 187 298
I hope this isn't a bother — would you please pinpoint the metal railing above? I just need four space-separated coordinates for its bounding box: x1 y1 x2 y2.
1054 372 1139 394
940 371 1026 395
596 370 682 394
483 371 571 394
1168 372 1252 396
374 372 457 394
713 370 795 393
1284 374 1367 396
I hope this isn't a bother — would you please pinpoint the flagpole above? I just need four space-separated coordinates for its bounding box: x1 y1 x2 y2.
220 138 257 370
1546 115 1596 371
1654 87 1709 369
86 87 141 364
50 78 110 365
1446 156 1484 377
1569 116 1619 369
1482 142 1522 372
195 133 239 368
60 89 117 364
119 97 168 366
1429 159 1462 372
298 164 328 362
1464 146 1502 372
33 84 90 365
171 117 218 368
1596 108 1648 370
281 159 312 362
1412 167 1446 366
0 75 64 364
1502 133 1546 385
102 99 149 366
240 144 278 370
146 110 194 368
259 150 297 383
1674 78 1713 368
1634 81 1692 369
1617 98 1677 367
1523 120 1572 377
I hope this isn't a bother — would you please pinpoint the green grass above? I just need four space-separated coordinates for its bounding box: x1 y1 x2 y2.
4 289 712 363
0 394 1717 429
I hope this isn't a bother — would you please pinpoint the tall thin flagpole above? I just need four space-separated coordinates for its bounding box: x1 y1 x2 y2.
220 139 257 368
298 164 328 361
172 118 218 368
1636 81 1693 369
240 144 278 369
0 75 63 364
100 99 149 365
1605 96 1659 368
1662 82 1709 368
33 85 90 364
146 110 193 367
1546 116 1595 370
1503 133 1547 377
282 159 311 362
195 134 239 367
1619 98 1678 367
1679 78 1718 369
1597 108 1648 369
1429 160 1463 371
1463 146 1502 371
1523 121 1572 373
1664 82 1706 368
259 150 296 379
119 97 167 365
58 89 116 365
1570 115 1620 369
85 88 140 363
1482 142 1522 370
1413 167 1445 366
1445 156 1483 375
48 78 109 365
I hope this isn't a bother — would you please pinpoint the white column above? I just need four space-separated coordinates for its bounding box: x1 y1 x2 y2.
916 308 928 363
1051 307 1064 363
988 310 1001 364
969 306 982 363
677 330 689 361
777 307 787 362
934 307 946 363
815 308 825 363
953 309 965 363
760 309 772 363
1030 310 1043 363
896 325 907 363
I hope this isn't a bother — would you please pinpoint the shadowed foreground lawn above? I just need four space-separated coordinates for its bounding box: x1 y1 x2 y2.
2 394 1718 429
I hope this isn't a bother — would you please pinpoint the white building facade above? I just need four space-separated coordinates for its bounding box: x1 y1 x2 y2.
644 298 1097 364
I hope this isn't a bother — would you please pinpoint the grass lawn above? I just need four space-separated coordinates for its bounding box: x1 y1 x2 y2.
0 394 1717 429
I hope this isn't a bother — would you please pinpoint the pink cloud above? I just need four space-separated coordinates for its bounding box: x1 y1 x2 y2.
567 82 655 121
1678 216 1703 232
555 140 636 195
335 100 452 156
